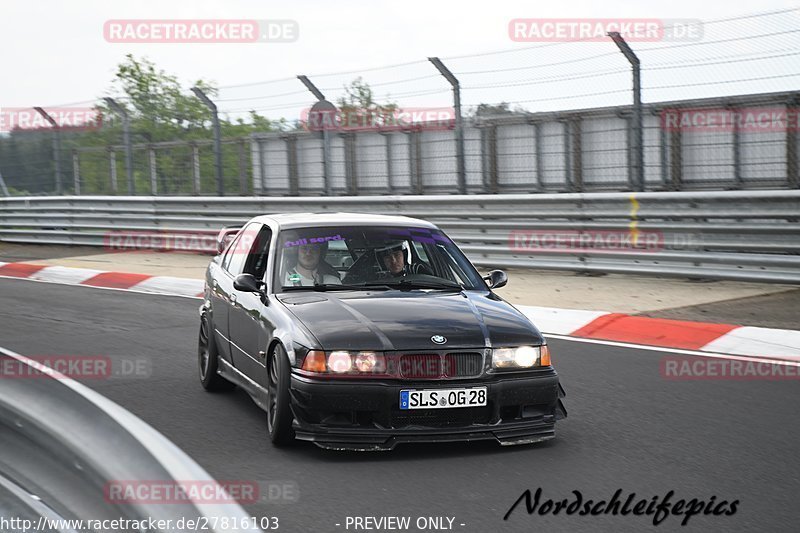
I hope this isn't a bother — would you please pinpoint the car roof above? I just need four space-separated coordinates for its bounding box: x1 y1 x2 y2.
252 212 439 230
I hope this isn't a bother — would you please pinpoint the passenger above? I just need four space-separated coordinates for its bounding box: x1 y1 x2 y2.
284 240 342 286
376 240 433 277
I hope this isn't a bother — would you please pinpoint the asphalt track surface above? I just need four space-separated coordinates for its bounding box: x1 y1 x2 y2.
1 277 798 533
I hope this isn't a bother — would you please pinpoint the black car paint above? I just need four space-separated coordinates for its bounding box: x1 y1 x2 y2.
277 290 544 351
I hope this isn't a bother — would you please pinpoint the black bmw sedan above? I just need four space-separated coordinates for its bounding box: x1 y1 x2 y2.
198 213 566 451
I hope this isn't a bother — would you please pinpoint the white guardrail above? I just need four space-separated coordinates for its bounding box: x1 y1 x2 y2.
1 191 799 284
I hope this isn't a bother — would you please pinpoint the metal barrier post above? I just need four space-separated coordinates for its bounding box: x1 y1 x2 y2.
608 32 644 192
429 57 466 194
33 107 63 195
109 147 118 194
148 146 157 195
72 150 81 195
103 98 134 195
191 87 224 196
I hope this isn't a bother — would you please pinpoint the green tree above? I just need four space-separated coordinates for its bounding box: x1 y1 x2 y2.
470 102 526 119
336 77 398 129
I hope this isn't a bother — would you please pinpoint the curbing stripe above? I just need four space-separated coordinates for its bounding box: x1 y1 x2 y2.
516 305 609 335
0 262 47 278
571 314 739 351
30 265 104 285
133 276 205 297
81 271 153 289
701 327 800 361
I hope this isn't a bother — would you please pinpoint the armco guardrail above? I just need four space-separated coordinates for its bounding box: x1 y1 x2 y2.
0 346 261 531
1 191 799 283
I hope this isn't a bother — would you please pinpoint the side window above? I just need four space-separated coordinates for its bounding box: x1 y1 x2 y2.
411 241 429 263
221 233 243 272
243 227 272 281
225 223 261 276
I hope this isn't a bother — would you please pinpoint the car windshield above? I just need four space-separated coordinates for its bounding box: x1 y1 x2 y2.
274 225 486 291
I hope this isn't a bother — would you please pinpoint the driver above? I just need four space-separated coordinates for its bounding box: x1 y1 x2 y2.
376 240 433 277
284 240 341 286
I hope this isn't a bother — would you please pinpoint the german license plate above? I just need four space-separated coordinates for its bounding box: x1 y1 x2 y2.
399 387 487 410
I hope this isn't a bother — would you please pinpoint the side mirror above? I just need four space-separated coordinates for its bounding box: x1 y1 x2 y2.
483 269 508 290
233 273 263 293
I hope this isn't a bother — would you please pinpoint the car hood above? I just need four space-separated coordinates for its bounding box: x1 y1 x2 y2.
277 290 544 351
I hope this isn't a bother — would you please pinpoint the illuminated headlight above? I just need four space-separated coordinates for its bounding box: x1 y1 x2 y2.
354 351 386 373
492 346 544 369
327 351 353 373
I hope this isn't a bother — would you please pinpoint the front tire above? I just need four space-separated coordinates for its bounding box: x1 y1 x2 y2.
198 314 235 392
267 344 295 446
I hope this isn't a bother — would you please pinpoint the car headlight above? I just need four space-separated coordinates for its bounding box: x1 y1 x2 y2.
300 350 387 375
327 351 353 373
492 345 550 369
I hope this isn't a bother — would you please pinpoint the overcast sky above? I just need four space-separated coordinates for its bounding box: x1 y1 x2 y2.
2 0 799 120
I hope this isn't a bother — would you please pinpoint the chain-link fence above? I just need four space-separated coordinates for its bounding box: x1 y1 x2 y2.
3 8 800 196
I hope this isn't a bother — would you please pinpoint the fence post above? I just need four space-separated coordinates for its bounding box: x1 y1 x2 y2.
412 130 423 194
788 100 799 189
109 147 118 194
608 32 644 192
286 135 299 196
533 121 543 191
238 139 248 195
191 143 201 195
429 57 466 194
191 87 224 196
384 133 394 193
72 150 81 195
33 107 63 195
670 118 683 191
729 104 743 190
487 123 499 194
571 117 583 192
103 98 134 195
344 133 358 195
623 114 635 190
297 75 334 196
658 110 669 190
257 138 267 195
148 146 157 195
562 119 574 192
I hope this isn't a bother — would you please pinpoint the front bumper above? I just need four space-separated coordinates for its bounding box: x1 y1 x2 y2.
289 370 567 451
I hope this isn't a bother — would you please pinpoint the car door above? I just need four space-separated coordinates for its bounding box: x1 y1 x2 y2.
228 224 274 387
209 229 244 362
